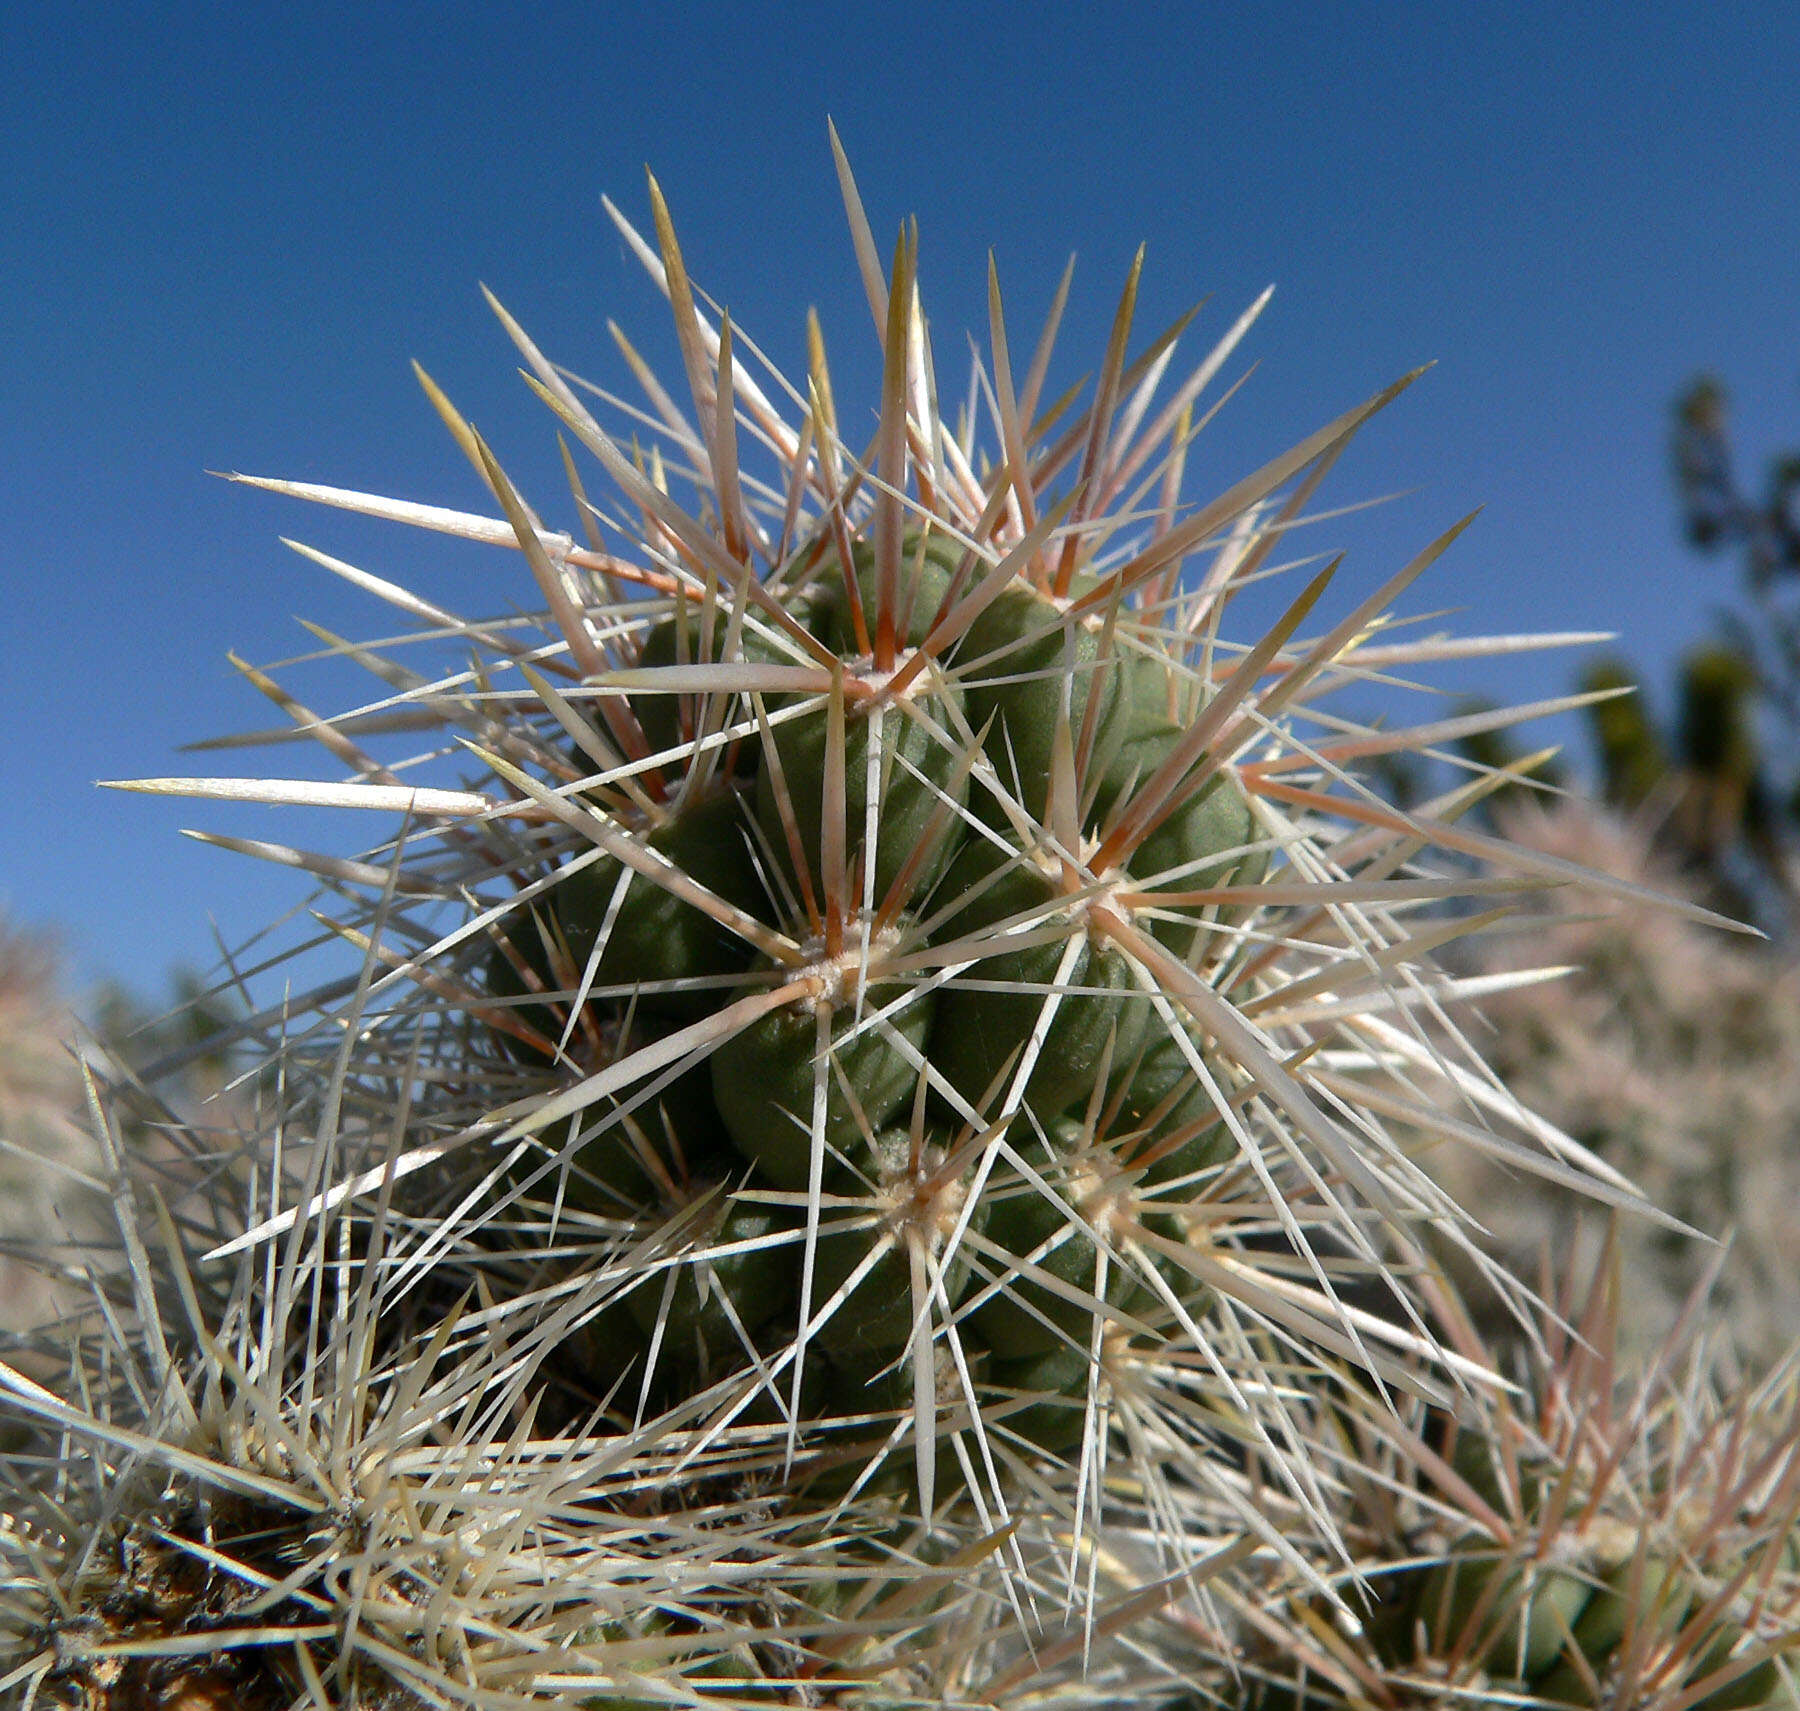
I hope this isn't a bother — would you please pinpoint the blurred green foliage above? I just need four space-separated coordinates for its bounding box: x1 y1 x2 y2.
87 967 240 1096
1450 376 1800 931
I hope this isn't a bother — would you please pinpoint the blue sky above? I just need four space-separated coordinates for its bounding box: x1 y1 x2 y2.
4 2 1799 1001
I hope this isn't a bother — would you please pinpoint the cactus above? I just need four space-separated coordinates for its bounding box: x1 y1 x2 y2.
2 140 1788 1711
1223 1232 1800 1709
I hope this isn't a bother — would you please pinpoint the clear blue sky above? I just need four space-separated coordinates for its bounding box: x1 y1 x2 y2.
4 2 1799 1001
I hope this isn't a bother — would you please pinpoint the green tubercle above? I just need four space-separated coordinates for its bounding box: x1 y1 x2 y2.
959 582 1134 824
1115 733 1266 956
927 838 1148 1118
967 1120 1162 1358
492 785 769 1032
813 526 968 655
1107 1020 1234 1191
754 676 969 908
625 1191 800 1373
809 1128 984 1372
630 597 819 756
709 927 935 1189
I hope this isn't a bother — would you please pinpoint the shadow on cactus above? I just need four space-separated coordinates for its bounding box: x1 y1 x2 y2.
2 133 1757 1708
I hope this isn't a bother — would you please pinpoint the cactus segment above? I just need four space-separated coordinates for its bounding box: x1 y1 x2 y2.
813 1340 972 1507
708 946 934 1188
959 583 1133 822
511 1112 655 1214
630 608 710 757
809 1129 983 1370
509 1046 730 1214
1416 1548 1595 1682
542 786 770 1019
986 1339 1095 1452
1688 1638 1783 1711
625 1192 800 1371
631 600 817 754
928 840 1149 1117
815 527 967 655
1118 736 1266 953
1107 1022 1234 1188
753 677 969 906
558 1298 648 1405
967 1122 1171 1357
1568 1555 1688 1667
1375 1536 1795 1710
1522 1557 1786 1711
483 901 586 1064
